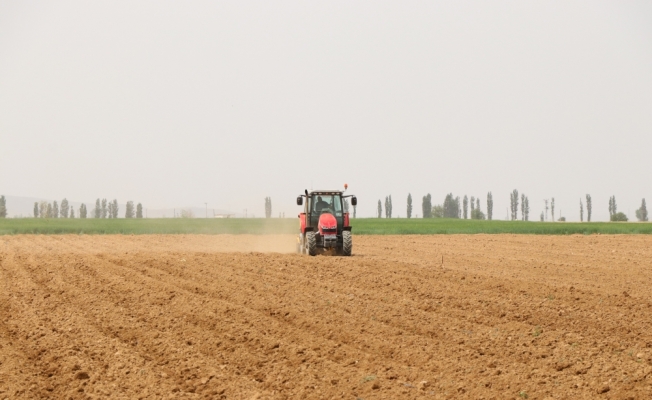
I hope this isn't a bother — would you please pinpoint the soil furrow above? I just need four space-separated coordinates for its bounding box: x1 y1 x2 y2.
1 234 652 399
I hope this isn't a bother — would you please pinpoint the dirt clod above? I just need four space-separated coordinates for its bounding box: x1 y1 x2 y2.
74 372 89 380
597 385 610 394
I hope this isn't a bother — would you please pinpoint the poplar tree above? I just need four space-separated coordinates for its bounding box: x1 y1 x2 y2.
70 206 75 218
136 203 143 218
112 199 119 218
471 198 485 220
377 199 382 218
94 199 101 218
384 197 389 218
544 199 549 221
52 201 59 218
551 198 555 221
443 193 460 218
609 196 616 219
521 194 525 221
422 194 432 218
39 201 48 218
580 199 584 222
101 198 108 218
389 195 393 218
34 202 39 218
407 193 413 219
487 192 493 220
60 198 69 218
0 195 6 218
47 203 53 218
80 204 88 219
470 196 475 215
509 192 514 220
264 197 272 218
636 199 648 222
524 197 530 221
125 201 135 218
586 194 592 222
422 195 426 218
510 190 519 220
463 195 468 219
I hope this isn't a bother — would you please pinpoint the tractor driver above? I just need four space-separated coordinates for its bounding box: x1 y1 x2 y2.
315 196 329 212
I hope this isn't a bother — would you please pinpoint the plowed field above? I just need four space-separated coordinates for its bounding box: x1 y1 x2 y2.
1 235 652 399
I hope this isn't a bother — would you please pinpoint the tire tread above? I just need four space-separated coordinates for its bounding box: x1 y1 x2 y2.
341 231 352 256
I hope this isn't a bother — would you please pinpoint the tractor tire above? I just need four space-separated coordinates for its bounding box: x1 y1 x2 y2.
306 232 317 256
341 231 352 256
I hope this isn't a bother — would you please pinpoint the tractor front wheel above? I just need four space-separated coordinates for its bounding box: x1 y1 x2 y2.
341 231 352 256
306 232 317 256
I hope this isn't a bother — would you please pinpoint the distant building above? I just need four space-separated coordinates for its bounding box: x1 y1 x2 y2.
213 213 235 218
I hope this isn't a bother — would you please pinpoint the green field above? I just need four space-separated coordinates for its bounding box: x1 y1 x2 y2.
1 218 651 235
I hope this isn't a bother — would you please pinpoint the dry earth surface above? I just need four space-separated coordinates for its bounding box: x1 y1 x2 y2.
1 234 652 399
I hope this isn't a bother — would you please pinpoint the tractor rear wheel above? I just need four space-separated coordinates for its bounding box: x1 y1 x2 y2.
341 231 352 256
306 232 317 256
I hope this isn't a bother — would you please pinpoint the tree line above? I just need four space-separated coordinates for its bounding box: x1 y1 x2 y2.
378 195 393 218
608 196 648 222
370 191 649 222
29 198 143 219
416 192 491 219
378 192 492 219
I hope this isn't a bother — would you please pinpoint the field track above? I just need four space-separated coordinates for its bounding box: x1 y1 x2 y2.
1 234 652 399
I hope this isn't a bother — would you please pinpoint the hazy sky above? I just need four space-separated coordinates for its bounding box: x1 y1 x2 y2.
1 1 651 220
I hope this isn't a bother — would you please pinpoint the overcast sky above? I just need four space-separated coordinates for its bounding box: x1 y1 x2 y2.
1 1 651 220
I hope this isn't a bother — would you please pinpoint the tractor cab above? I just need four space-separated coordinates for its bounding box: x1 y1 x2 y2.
296 186 356 256
307 192 344 230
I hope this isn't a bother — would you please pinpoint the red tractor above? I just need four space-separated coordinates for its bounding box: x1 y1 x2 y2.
296 186 357 256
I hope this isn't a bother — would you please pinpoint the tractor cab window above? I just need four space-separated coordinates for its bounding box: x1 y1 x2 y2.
311 194 343 217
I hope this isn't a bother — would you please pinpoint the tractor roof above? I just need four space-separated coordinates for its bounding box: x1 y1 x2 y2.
309 190 344 195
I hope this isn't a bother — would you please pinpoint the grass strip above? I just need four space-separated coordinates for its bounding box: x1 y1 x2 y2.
1 218 652 235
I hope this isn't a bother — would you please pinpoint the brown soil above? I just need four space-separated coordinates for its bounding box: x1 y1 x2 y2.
1 234 652 399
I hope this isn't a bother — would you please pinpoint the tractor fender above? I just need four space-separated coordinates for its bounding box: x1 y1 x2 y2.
299 213 314 233
342 226 352 231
